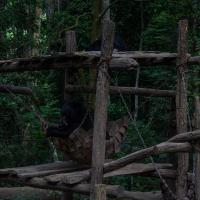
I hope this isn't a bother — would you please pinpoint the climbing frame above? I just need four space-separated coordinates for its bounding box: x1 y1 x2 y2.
0 19 199 200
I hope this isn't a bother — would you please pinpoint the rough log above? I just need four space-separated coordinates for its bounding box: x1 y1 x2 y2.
44 142 191 185
168 129 200 143
0 85 33 95
0 161 87 178
0 178 163 200
90 20 115 200
103 142 191 173
45 167 194 183
65 84 176 97
0 51 199 73
63 29 77 200
195 96 200 200
24 179 164 200
45 170 90 185
1 129 197 184
104 163 173 178
80 51 182 66
94 184 106 200
0 187 60 200
44 163 173 185
0 53 137 73
176 20 189 200
44 168 193 184
1 168 195 186
107 57 138 70
188 56 200 64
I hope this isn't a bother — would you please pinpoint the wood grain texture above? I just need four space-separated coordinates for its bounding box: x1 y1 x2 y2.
44 163 173 185
176 19 189 200
94 184 106 200
90 20 115 200
195 97 200 200
44 142 191 185
63 35 76 197
0 51 199 73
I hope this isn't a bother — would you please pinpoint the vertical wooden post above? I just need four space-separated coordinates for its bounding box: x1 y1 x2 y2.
176 19 189 200
61 30 76 200
90 20 115 200
94 184 106 200
195 96 200 200
66 31 76 54
64 31 76 100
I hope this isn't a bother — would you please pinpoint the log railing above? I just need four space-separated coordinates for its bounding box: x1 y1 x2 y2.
0 129 199 200
65 85 176 97
0 129 199 183
0 51 199 73
0 19 199 200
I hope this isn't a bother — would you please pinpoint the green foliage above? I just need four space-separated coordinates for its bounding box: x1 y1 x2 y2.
143 11 177 51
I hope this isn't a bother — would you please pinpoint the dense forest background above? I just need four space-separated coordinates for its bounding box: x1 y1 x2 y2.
0 0 200 199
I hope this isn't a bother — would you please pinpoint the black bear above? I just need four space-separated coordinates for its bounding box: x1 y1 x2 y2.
46 99 93 138
46 35 128 138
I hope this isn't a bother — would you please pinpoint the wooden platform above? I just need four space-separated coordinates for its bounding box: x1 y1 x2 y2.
0 161 172 181
0 161 172 200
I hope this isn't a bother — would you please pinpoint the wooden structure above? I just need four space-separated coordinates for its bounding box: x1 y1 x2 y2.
0 19 199 200
54 117 128 164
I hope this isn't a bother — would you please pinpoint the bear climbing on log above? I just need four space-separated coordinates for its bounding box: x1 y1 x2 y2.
46 99 128 164
46 99 93 138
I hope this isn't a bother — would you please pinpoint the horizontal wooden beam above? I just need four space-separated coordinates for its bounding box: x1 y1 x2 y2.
28 182 163 200
0 51 198 73
0 160 87 179
42 142 190 185
105 163 173 178
168 129 200 143
65 84 176 97
104 142 191 173
0 53 138 73
3 177 162 200
104 129 200 176
3 130 196 185
188 56 200 65
0 85 33 95
0 162 172 185
0 132 198 189
44 163 173 185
